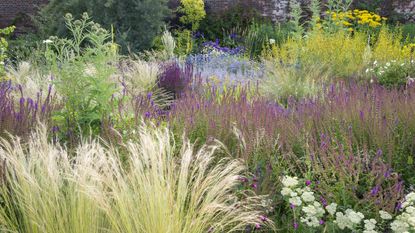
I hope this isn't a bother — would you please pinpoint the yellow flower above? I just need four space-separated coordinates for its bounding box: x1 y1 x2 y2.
343 21 352 26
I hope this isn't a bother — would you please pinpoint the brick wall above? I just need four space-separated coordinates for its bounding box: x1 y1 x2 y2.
0 0 48 28
204 0 415 22
0 0 414 30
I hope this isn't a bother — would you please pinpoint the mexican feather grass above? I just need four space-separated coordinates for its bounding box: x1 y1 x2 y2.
0 125 272 233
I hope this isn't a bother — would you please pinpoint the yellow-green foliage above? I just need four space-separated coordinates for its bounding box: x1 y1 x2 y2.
263 25 415 82
0 26 15 78
266 29 367 77
372 27 412 63
178 0 206 31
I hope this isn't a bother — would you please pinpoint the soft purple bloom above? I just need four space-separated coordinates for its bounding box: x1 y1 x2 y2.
144 112 151 118
259 215 268 222
238 177 248 183
319 219 325 225
371 186 380 196
320 196 328 207
293 222 299 230
147 92 153 100
305 180 312 186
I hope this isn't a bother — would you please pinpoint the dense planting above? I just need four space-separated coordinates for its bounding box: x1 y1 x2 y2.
0 0 415 232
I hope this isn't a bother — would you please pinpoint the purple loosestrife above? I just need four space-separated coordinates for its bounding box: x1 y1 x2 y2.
165 81 413 211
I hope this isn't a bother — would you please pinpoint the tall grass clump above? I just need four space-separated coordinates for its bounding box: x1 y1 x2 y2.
0 124 272 233
0 126 108 233
104 125 272 233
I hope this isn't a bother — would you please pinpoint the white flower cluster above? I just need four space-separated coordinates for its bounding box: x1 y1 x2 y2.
365 60 415 85
334 209 366 231
365 60 402 76
301 201 325 227
281 176 325 227
390 192 415 233
281 176 316 207
363 219 377 233
279 176 404 232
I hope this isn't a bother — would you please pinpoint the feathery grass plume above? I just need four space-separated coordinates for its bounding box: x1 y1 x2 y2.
121 58 160 95
161 30 176 59
261 61 327 101
105 124 272 233
6 62 56 101
0 125 108 233
0 124 272 232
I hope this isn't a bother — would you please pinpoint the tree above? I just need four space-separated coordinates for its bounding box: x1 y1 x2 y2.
35 0 170 53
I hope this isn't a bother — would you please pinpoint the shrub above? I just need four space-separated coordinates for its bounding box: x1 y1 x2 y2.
198 1 264 43
35 0 170 53
0 26 15 79
178 0 206 31
0 124 272 233
366 60 415 87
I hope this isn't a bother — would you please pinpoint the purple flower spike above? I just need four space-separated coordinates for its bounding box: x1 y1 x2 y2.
370 186 380 196
147 92 153 100
319 219 325 225
144 112 151 118
255 223 261 229
320 196 328 207
305 180 312 186
290 203 296 209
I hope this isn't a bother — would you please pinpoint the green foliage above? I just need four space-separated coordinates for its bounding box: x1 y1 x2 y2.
173 29 194 56
198 2 263 42
178 0 206 31
354 0 384 13
289 0 304 40
245 22 291 59
367 60 415 88
35 0 170 53
6 33 42 65
0 26 15 78
45 13 118 141
401 23 415 41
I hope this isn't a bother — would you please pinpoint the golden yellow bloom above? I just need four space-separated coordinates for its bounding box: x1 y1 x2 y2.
343 21 352 26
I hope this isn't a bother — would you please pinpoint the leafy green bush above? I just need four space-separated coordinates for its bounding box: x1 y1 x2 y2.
198 1 264 42
35 0 170 53
245 22 292 59
366 60 415 87
178 0 206 31
0 26 15 78
44 13 118 141
401 23 415 41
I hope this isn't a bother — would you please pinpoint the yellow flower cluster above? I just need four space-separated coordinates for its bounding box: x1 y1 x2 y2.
328 9 386 30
